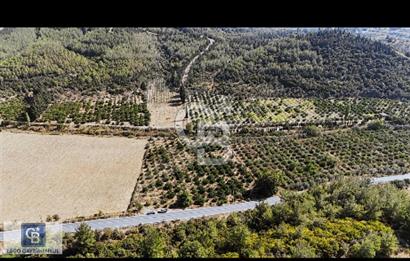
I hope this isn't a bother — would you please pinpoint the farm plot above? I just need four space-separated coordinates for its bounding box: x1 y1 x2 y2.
39 94 150 126
130 128 410 209
0 131 147 223
129 136 253 209
187 92 410 126
232 128 410 190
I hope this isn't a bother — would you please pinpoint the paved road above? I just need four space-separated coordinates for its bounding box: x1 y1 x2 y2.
371 173 410 184
1 173 409 241
0 196 280 241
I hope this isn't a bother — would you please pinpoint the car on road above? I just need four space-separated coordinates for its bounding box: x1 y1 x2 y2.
158 208 168 214
146 211 156 215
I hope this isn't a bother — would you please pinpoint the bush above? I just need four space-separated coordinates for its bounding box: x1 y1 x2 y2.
302 125 321 137
367 120 385 130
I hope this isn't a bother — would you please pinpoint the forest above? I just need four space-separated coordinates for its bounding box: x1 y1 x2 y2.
2 28 410 123
188 30 410 99
0 27 207 121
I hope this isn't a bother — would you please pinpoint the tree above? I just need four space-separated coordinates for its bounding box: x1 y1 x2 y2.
248 202 275 231
367 120 385 130
73 223 96 256
141 227 167 258
175 190 193 208
289 239 317 258
179 240 208 257
302 125 321 137
349 235 379 258
24 87 53 121
222 224 256 257
253 170 285 198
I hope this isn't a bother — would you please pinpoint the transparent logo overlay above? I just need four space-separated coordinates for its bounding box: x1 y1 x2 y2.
1 221 62 255
174 97 247 166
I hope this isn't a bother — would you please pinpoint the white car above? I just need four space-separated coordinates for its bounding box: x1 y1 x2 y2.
158 208 168 214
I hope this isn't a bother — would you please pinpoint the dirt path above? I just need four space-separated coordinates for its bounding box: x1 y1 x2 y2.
147 37 214 129
181 37 215 86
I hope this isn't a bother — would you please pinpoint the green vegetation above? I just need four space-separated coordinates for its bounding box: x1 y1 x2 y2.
367 120 386 130
189 30 410 99
302 125 321 137
132 128 410 208
134 136 252 208
233 128 410 191
61 179 410 257
0 28 209 99
2 28 410 258
253 170 285 197
0 98 25 120
40 96 149 126
0 28 161 97
188 92 410 126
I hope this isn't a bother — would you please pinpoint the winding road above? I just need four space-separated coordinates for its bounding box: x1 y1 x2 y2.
1 173 409 241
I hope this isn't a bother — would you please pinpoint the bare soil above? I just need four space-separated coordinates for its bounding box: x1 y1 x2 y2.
0 131 147 223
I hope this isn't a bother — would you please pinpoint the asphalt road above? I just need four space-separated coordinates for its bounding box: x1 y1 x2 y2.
0 196 280 241
1 173 409 241
371 173 410 184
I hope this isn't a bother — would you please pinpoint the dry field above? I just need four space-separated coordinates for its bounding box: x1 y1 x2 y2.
0 131 147 223
148 103 184 129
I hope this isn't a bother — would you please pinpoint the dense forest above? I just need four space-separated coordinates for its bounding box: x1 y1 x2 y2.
0 28 159 97
188 30 410 99
2 28 410 101
52 179 410 258
0 28 208 97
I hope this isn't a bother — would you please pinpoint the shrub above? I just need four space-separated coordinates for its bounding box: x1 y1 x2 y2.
302 125 321 137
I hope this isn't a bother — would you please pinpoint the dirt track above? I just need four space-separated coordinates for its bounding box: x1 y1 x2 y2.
0 131 147 223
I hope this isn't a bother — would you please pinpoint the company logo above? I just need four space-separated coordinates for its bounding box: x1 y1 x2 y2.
21 223 46 247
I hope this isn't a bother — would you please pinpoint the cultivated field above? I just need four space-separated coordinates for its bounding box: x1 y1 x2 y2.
0 131 147 223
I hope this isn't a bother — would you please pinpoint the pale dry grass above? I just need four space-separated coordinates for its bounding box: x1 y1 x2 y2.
148 103 184 129
0 131 147 223
146 80 184 129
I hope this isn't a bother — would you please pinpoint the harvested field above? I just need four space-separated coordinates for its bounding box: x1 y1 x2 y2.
0 131 147 223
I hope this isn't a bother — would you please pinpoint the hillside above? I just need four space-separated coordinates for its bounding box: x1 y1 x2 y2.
0 27 207 98
188 30 410 99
